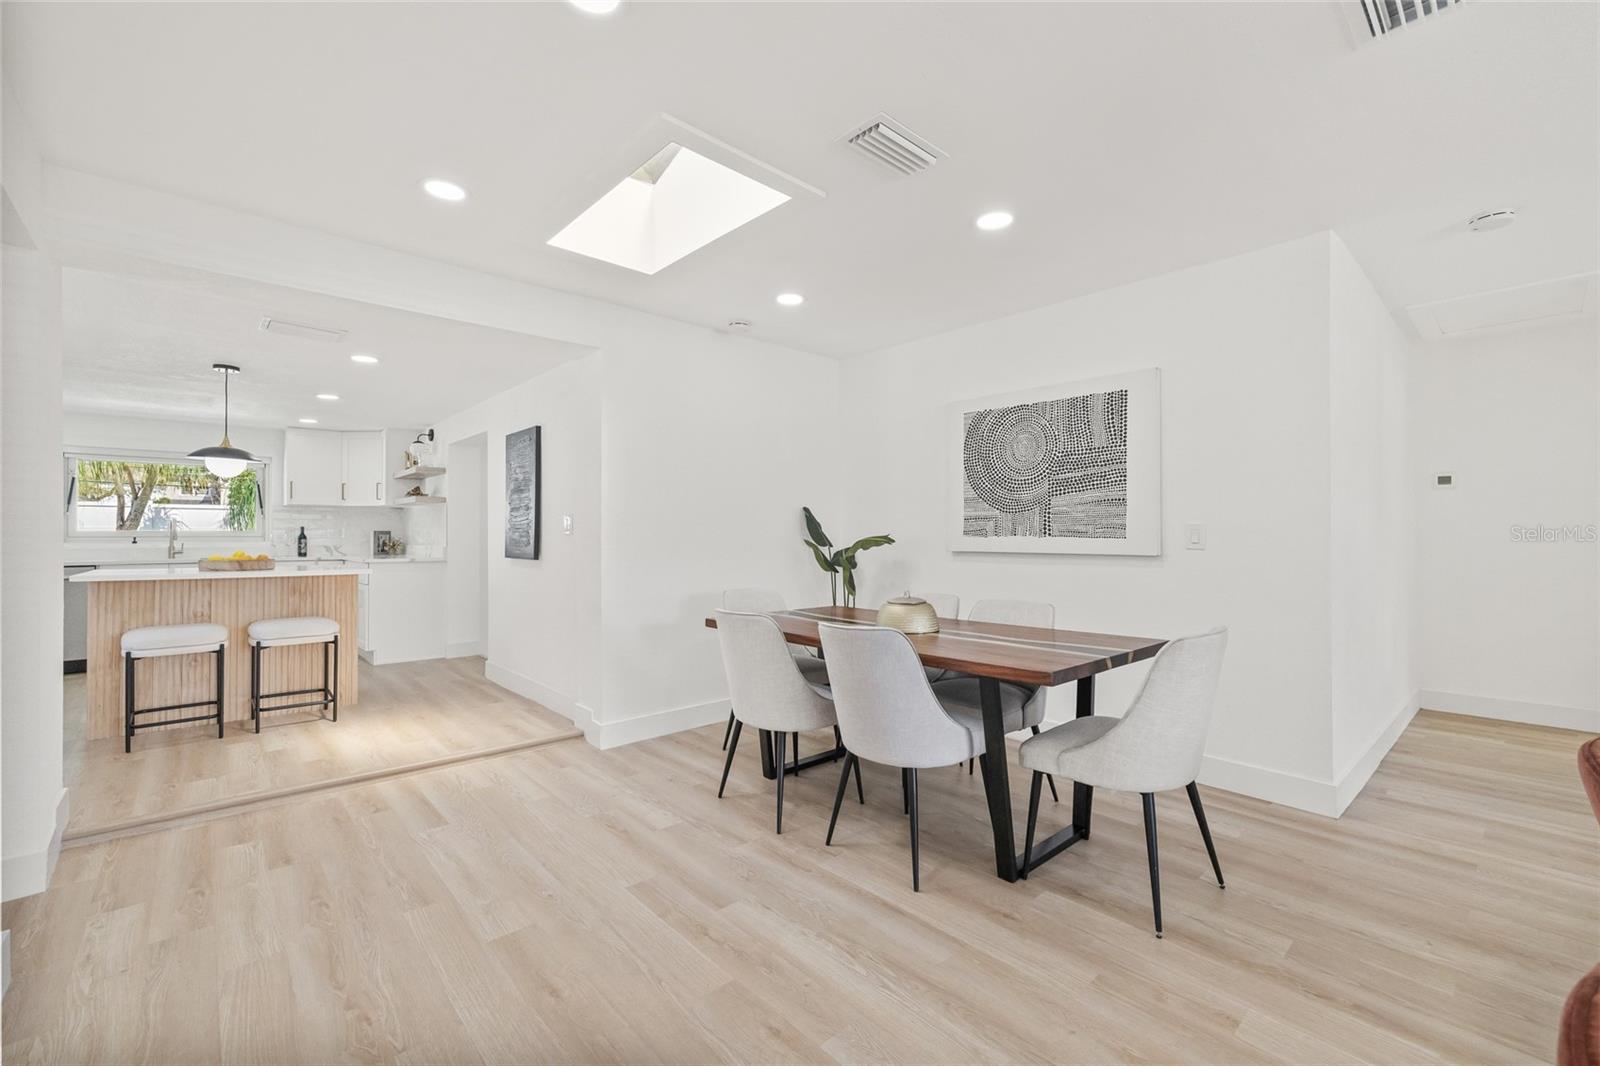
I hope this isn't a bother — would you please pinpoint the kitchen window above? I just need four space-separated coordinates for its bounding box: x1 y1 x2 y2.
64 451 270 539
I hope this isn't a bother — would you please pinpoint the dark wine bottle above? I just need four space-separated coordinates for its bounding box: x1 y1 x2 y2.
296 526 308 558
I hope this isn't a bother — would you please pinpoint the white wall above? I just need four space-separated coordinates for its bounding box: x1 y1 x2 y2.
432 356 605 732
1412 318 1600 731
443 433 486 657
1327 236 1418 807
837 234 1345 810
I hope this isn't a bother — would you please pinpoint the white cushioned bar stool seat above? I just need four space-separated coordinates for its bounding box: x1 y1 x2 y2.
248 616 340 732
248 616 339 647
121 623 229 659
120 624 228 753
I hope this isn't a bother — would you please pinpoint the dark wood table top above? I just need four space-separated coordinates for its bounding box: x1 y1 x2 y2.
705 605 1165 687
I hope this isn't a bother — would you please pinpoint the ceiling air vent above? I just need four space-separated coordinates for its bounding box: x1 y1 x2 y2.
844 114 946 175
1353 0 1463 39
258 316 348 343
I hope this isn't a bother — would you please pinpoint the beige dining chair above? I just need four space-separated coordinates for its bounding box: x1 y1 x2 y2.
719 588 826 766
932 599 1060 801
1018 627 1229 937
714 610 842 834
819 622 986 891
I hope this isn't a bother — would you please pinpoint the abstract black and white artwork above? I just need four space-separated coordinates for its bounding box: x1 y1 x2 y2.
505 425 541 560
949 369 1162 556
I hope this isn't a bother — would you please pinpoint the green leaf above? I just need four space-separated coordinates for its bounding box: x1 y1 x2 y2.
804 540 838 573
846 534 895 554
802 507 832 548
841 564 857 598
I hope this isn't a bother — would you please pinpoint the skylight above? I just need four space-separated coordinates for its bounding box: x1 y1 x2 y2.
547 143 790 274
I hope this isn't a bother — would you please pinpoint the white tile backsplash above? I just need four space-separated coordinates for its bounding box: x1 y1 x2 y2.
275 506 405 559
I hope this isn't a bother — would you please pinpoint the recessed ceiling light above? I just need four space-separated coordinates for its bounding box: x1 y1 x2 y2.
315 393 340 401
422 179 467 202
775 292 804 307
976 210 1014 232
298 418 319 424
350 353 380 365
569 0 621 14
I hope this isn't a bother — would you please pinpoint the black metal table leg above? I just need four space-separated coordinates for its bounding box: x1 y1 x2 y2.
975 676 1019 882
1072 675 1095 838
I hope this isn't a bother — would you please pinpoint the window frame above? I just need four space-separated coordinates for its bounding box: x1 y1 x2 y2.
63 448 273 541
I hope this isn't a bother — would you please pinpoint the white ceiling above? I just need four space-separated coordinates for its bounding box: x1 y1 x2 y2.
5 1 1596 357
59 267 589 429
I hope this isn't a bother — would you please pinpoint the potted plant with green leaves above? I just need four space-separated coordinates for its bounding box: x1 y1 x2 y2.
802 506 894 608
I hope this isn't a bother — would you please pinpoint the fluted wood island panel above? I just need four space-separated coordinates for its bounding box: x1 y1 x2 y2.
83 571 360 739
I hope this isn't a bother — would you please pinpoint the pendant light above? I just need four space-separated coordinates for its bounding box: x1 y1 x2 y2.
188 363 259 478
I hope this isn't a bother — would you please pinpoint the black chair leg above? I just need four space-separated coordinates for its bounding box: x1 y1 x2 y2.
907 768 921 891
968 757 973 776
1029 726 1060 802
791 731 800 775
1187 782 1225 888
773 730 787 834
717 720 742 798
901 767 910 815
826 753 855 845
836 726 863 803
216 646 225 738
1022 771 1043 880
124 652 135 754
722 711 735 750
1142 792 1163 938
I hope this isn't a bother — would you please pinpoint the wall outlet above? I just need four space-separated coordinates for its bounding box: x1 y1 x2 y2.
562 514 574 534
1185 523 1207 550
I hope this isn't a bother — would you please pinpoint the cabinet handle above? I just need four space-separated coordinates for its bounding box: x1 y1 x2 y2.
290 480 295 499
375 481 381 500
341 482 347 501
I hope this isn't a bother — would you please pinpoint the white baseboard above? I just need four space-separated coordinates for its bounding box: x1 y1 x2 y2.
447 641 484 660
1418 690 1599 734
1332 693 1420 816
483 660 597 740
1197 753 1340 817
592 698 731 750
1 789 70 902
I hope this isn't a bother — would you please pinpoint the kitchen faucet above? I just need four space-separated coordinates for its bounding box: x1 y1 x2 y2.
167 518 185 560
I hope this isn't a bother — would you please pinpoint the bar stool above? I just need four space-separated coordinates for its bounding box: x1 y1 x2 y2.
121 623 228 753
248 616 339 732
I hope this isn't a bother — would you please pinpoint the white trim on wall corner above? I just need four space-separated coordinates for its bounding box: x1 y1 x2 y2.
1197 753 1341 818
1419 690 1600 734
1333 694 1420 816
447 641 485 660
1 789 70 903
592 698 730 750
483 661 598 742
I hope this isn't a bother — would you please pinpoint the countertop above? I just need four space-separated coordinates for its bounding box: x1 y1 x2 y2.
70 562 373 582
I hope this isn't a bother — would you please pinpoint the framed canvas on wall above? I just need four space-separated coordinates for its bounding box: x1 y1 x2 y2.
949 368 1162 556
505 425 541 560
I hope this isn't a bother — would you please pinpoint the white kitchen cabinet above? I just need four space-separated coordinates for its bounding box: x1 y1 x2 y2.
342 431 385 505
358 561 446 665
282 428 345 506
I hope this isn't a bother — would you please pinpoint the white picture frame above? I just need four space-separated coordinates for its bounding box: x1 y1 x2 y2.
948 368 1162 556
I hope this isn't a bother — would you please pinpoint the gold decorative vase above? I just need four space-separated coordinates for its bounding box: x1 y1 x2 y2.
877 596 940 634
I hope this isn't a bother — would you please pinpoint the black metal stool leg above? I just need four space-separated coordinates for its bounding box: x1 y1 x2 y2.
331 636 339 722
216 645 226 738
252 642 262 733
124 652 135 754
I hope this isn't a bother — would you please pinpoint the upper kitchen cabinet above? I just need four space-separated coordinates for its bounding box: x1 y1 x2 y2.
282 427 345 506
283 427 425 507
342 431 385 505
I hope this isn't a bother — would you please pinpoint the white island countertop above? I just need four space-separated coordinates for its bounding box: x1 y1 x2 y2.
70 562 372 582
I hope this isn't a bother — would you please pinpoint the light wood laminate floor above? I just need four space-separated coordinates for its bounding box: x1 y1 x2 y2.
64 656 579 837
5 709 1595 1064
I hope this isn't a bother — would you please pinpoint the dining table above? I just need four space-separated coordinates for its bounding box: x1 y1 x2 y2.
704 604 1166 883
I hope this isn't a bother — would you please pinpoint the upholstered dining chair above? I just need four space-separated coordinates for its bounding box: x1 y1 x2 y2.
1557 737 1600 1066
1018 627 1228 937
720 588 825 765
714 610 841 834
819 622 987 891
932 599 1059 801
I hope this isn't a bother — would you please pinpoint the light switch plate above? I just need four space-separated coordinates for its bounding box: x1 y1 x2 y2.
562 514 574 534
1185 523 1206 550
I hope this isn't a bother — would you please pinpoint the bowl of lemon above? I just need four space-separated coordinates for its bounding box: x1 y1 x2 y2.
197 550 275 572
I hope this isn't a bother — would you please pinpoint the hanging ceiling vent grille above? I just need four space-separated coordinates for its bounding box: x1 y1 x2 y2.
1355 0 1462 38
844 114 946 175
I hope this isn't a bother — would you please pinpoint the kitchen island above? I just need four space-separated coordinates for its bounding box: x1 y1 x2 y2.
71 563 368 740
